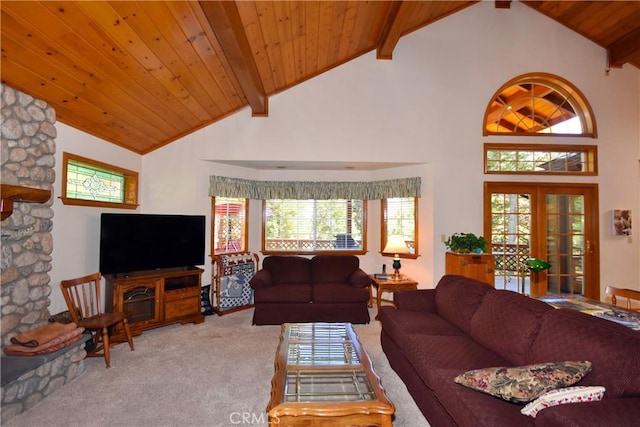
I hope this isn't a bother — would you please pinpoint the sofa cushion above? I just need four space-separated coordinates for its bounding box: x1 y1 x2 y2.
379 307 464 351
528 308 640 399
469 290 552 365
313 282 370 303
311 255 360 284
262 256 311 285
428 368 536 427
453 360 592 403
534 397 640 427
394 289 437 312
404 335 510 389
253 283 312 303
435 275 494 334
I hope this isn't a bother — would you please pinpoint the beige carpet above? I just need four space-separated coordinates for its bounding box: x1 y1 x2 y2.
4 308 429 427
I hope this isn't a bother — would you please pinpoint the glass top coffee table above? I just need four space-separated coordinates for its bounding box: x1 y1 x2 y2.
267 322 395 426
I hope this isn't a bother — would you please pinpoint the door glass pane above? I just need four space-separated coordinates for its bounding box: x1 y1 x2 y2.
490 193 532 293
546 194 585 295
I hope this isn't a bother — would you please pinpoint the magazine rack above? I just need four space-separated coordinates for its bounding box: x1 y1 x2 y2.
211 252 259 315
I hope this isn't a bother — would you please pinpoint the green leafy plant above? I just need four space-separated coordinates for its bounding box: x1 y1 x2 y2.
444 232 487 254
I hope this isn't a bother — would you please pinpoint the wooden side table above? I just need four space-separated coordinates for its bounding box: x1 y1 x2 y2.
369 274 418 319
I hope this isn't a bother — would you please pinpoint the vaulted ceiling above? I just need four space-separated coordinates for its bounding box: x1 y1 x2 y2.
2 1 639 154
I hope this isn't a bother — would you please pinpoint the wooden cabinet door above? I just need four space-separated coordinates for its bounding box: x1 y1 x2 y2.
111 277 162 338
445 252 495 285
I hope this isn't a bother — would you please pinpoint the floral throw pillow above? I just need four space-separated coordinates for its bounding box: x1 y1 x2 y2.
453 361 592 403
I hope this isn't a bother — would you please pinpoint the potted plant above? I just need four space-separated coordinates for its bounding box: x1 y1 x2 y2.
444 232 487 254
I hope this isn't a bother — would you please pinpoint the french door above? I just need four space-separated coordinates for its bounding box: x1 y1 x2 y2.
484 183 600 299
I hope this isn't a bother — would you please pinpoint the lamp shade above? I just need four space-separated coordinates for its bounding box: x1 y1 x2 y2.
526 258 551 273
383 235 410 255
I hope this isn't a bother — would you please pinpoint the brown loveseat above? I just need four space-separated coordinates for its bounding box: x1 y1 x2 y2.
249 255 371 325
380 274 640 427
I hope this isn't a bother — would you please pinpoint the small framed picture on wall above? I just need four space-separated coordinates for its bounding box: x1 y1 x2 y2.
612 209 632 236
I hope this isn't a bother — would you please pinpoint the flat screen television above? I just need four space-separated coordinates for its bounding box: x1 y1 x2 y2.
99 213 205 276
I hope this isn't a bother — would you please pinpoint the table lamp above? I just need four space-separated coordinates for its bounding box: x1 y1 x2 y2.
383 235 410 279
526 258 551 273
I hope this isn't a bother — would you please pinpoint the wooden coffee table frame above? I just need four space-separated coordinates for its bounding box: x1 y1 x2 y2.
267 323 394 427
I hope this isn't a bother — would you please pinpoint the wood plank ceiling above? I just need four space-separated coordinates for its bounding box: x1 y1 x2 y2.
2 1 639 154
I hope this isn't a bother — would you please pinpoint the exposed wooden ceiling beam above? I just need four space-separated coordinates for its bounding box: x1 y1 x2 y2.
198 0 268 116
607 27 640 68
376 1 404 60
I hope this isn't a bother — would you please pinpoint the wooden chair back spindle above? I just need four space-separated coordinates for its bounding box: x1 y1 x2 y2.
61 273 103 322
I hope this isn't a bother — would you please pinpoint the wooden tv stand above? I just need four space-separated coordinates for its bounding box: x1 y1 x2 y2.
105 267 204 341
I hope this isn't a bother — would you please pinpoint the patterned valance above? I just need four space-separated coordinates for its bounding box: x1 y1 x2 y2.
208 176 421 200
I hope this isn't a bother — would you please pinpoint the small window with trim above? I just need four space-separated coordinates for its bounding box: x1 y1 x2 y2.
382 197 418 259
484 144 597 175
61 152 138 208
212 197 248 254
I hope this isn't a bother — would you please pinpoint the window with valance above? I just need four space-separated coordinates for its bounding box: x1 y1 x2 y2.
208 176 421 200
209 176 421 256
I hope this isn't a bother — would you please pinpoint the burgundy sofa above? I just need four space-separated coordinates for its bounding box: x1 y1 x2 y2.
379 274 640 427
249 255 371 325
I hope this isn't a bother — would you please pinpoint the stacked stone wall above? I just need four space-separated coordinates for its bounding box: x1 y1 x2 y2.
1 84 56 346
1 345 86 423
1 84 86 423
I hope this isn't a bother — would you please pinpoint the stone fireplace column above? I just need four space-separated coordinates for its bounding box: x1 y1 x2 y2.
1 84 56 345
1 84 86 423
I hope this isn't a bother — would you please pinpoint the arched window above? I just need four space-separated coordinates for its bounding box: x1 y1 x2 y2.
482 73 600 299
483 73 597 137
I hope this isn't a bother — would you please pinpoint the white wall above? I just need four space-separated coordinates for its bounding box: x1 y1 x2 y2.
49 2 639 313
49 123 141 314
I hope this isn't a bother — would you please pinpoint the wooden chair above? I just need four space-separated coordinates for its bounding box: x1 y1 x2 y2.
605 285 640 312
60 272 134 368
